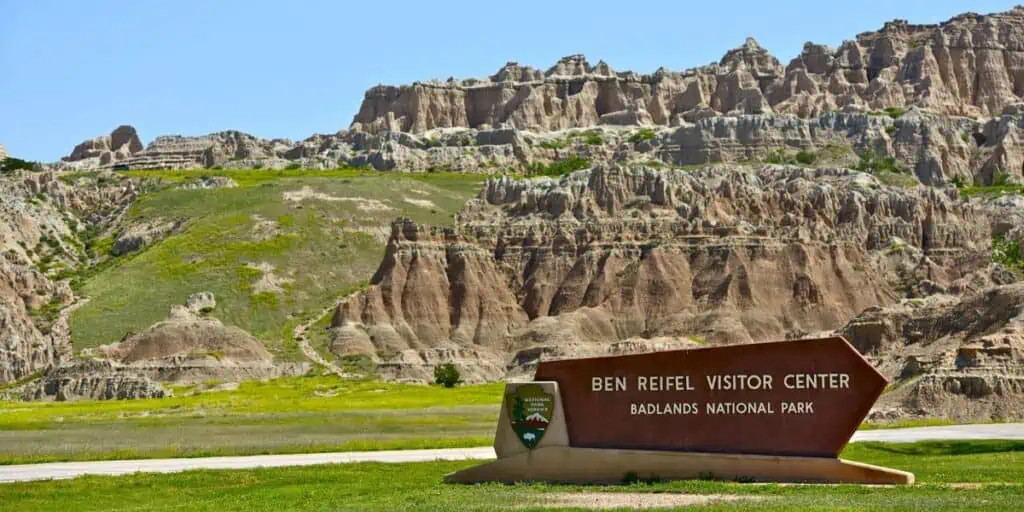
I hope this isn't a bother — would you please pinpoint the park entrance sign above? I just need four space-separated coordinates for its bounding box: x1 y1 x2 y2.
446 337 914 485
535 336 883 457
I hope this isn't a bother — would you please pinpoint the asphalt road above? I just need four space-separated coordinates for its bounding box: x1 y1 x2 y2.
1 423 1020 484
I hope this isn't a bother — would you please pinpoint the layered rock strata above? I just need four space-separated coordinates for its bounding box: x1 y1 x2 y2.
329 164 991 382
0 170 142 384
352 8 1024 133
847 283 1024 421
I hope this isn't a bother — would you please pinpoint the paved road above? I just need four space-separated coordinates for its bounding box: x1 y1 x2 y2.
850 423 1024 443
2 423 1020 484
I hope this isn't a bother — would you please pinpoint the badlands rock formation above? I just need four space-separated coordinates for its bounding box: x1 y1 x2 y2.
329 164 991 382
52 8 1024 188
83 293 309 384
20 359 169 402
10 7 1024 417
0 170 142 384
352 8 1024 132
50 111 997 187
847 282 1024 421
21 293 310 401
0 260 73 383
64 125 144 165
60 129 295 171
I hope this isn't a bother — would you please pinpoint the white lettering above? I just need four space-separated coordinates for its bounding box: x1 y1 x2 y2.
706 374 774 391
630 402 699 415
704 401 776 414
591 376 627 391
783 373 850 390
781 401 815 414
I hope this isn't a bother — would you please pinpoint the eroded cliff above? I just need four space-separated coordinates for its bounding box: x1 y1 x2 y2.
352 8 1024 133
329 164 991 383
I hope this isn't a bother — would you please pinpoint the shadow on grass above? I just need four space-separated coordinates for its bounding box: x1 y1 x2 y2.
857 440 1024 456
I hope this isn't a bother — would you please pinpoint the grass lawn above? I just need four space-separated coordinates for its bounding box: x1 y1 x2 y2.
0 441 1021 511
0 376 502 464
1 374 1009 465
69 169 487 359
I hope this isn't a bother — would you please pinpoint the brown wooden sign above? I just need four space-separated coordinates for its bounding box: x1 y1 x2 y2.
533 337 886 458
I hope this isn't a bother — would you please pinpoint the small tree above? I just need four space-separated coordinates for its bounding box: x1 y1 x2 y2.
794 150 817 165
512 395 525 421
433 363 462 388
0 157 38 174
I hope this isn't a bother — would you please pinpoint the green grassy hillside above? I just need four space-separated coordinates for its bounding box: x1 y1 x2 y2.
69 169 487 359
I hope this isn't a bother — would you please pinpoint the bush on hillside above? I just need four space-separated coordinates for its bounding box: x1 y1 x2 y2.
628 128 657 144
525 157 590 177
993 234 1024 273
1 157 39 173
794 150 817 165
884 107 905 119
854 149 904 174
433 363 462 388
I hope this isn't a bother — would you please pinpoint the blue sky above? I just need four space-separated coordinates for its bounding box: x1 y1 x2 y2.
0 0 1016 161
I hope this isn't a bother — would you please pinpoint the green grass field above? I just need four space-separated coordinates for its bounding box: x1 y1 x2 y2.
69 169 487 359
0 373 1006 465
0 376 503 465
1 441 1020 511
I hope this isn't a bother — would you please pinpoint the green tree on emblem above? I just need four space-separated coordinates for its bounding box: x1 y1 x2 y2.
512 395 526 423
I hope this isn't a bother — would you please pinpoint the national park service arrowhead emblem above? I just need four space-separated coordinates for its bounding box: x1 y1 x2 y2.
507 384 554 449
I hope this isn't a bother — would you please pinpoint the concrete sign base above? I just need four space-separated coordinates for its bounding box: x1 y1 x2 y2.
445 445 914 485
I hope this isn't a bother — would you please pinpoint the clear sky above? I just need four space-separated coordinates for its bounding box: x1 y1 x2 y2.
0 0 1016 161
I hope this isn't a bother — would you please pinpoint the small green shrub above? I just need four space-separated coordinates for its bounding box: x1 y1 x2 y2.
765 149 788 164
876 172 920 188
0 157 38 173
341 355 377 378
993 171 1012 186
884 107 905 119
822 143 853 161
794 150 817 165
584 133 603 145
855 149 905 174
525 157 590 177
539 139 567 150
433 363 462 388
628 128 657 144
252 162 265 169
886 125 897 135
993 234 1024 272
285 162 301 170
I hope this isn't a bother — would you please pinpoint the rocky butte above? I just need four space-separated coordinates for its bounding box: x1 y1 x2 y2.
0 7 1021 422
45 7 1024 189
352 7 1024 132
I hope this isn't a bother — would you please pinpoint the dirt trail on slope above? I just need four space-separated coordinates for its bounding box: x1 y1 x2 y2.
293 295 358 377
